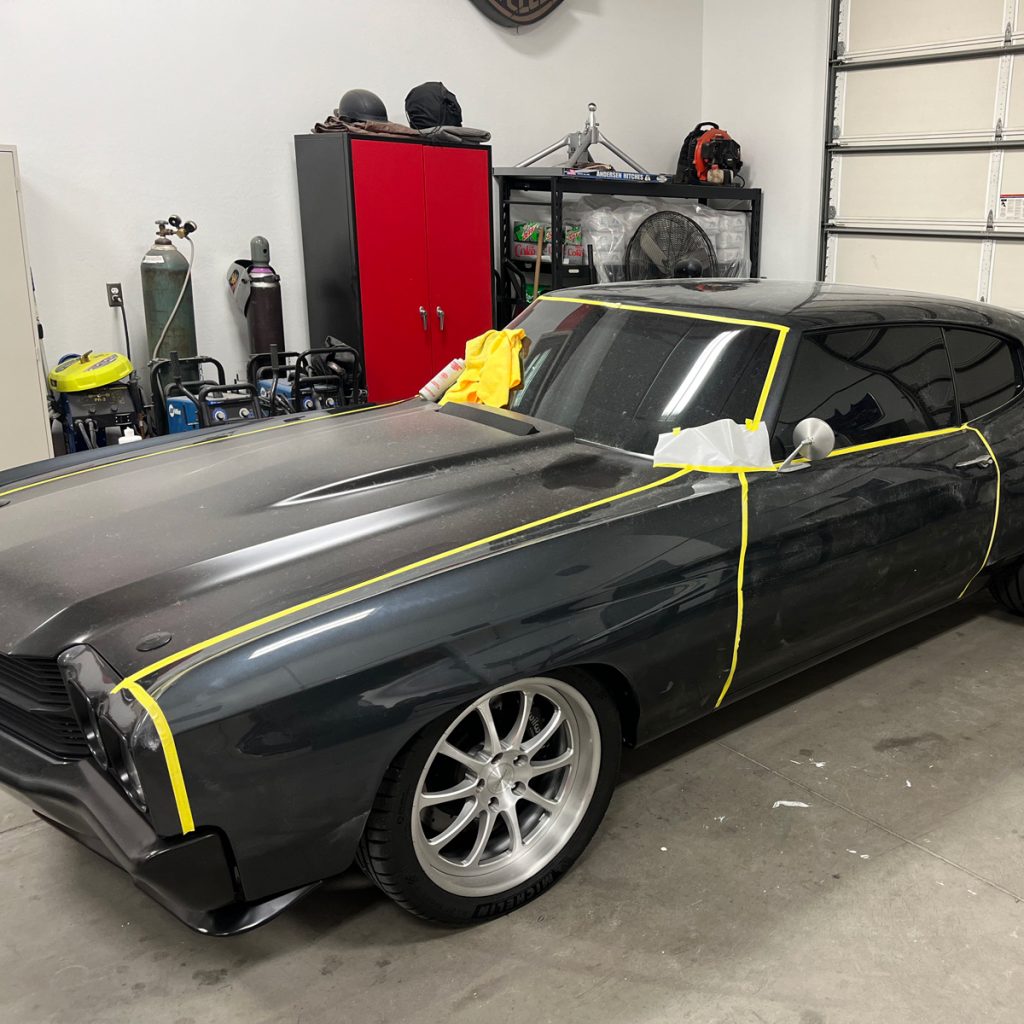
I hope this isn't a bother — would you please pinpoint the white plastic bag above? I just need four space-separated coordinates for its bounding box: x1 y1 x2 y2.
653 419 773 470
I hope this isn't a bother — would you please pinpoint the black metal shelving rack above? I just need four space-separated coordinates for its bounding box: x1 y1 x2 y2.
494 169 763 323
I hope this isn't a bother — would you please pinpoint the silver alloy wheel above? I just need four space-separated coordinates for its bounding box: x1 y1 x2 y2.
411 677 602 897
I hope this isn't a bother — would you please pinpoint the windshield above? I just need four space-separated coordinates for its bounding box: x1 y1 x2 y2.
507 300 778 455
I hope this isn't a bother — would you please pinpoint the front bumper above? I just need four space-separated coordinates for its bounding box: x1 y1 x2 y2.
0 726 315 934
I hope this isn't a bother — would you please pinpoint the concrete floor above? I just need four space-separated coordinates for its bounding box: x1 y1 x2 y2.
2 593 1024 1024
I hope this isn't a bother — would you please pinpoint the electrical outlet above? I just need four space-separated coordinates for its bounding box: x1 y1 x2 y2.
106 282 124 307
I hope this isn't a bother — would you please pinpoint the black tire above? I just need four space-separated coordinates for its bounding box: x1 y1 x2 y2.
356 670 621 924
991 562 1024 615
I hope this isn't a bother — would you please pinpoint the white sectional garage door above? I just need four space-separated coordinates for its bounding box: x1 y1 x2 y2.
822 0 1024 309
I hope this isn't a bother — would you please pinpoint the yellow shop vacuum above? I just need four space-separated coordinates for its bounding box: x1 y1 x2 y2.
49 350 148 453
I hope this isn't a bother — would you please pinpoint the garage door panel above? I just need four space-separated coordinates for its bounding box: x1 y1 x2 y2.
833 152 990 223
999 150 1024 186
833 237 981 299
1003 67 1024 134
846 0 1006 58
840 59 1000 141
988 244 1024 309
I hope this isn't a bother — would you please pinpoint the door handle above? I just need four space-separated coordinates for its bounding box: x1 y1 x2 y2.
955 454 993 469
419 306 428 331
436 306 445 331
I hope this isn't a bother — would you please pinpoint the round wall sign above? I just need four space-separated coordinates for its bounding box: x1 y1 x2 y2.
468 0 567 26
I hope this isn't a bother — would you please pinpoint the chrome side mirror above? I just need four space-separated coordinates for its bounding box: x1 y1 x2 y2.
778 417 835 472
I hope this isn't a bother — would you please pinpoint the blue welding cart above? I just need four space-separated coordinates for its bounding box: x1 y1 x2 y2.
247 342 365 416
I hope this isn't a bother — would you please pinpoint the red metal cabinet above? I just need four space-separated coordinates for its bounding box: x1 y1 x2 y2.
350 141 434 401
422 146 494 369
295 134 495 403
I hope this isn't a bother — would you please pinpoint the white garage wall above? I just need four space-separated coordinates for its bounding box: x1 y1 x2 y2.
0 0 702 375
701 0 829 280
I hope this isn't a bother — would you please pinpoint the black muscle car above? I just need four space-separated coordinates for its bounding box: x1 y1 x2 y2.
2 280 1022 934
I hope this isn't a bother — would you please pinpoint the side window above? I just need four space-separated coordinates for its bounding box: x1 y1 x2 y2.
944 329 1023 422
773 325 955 457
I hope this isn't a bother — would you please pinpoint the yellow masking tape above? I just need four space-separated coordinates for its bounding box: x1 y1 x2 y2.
749 327 790 429
652 462 776 473
111 679 195 834
119 466 694 833
958 425 1001 600
536 294 790 334
826 426 965 460
780 425 968 468
0 401 405 501
716 471 749 708
661 427 979 474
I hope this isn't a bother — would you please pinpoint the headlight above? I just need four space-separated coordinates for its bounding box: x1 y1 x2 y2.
58 645 148 810
115 731 147 811
59 645 117 768
98 686 150 812
79 702 109 769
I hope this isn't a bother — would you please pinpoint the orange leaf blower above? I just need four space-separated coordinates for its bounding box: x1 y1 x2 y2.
674 122 744 186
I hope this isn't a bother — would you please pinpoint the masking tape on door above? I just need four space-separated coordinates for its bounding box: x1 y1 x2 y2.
715 471 749 708
958 425 1001 600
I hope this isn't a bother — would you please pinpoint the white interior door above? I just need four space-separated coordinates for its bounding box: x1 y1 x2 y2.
0 146 52 473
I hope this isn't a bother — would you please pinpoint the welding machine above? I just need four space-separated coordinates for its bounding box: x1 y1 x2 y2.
248 341 366 416
165 382 263 431
153 353 262 433
48 351 147 452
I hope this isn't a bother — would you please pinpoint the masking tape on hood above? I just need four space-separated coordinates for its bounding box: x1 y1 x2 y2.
118 466 694 834
0 401 406 501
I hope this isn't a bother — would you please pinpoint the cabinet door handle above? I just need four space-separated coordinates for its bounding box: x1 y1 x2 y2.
436 306 445 331
419 306 428 330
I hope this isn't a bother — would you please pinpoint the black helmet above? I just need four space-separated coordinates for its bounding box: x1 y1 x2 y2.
335 88 388 123
405 82 462 130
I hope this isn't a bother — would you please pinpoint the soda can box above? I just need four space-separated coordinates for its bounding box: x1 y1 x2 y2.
511 240 585 264
513 222 583 245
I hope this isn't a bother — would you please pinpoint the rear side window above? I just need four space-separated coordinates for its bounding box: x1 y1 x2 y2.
944 329 1023 422
773 325 955 456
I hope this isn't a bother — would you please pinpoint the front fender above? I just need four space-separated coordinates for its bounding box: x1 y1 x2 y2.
151 497 740 900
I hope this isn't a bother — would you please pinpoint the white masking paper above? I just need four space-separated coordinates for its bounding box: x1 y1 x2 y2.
653 419 774 470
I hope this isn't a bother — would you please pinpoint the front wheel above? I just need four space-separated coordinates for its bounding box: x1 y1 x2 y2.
357 672 620 924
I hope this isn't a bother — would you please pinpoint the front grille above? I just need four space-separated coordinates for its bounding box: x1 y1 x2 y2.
0 653 88 759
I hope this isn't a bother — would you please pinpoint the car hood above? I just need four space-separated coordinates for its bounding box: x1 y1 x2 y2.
0 400 681 676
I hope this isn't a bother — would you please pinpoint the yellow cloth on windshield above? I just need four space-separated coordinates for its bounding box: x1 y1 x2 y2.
439 329 524 408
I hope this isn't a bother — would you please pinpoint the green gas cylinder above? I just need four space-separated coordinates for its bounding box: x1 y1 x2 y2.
141 219 197 364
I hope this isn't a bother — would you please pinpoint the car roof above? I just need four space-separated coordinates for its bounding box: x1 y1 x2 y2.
553 279 1024 335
